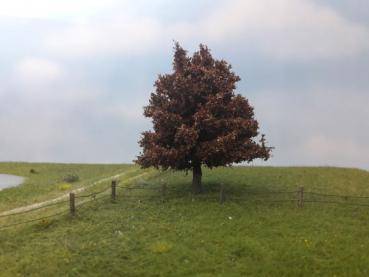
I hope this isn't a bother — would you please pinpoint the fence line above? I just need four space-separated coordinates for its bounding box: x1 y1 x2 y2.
0 210 69 230
242 190 298 195
304 191 369 199
0 200 69 218
3 181 369 230
75 187 110 198
0 192 112 230
303 200 369 207
75 194 111 209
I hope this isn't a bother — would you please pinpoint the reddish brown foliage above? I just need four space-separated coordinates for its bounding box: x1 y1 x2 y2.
136 43 272 173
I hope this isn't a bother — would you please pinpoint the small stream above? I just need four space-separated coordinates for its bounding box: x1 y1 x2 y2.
0 174 24 190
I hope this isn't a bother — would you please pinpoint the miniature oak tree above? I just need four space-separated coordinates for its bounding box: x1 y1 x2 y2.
136 43 272 193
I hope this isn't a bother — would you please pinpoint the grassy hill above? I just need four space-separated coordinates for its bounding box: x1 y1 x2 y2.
1 164 369 276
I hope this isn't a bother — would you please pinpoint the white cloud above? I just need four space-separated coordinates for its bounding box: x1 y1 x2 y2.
250 87 369 169
14 57 63 85
199 0 369 60
0 0 118 19
42 0 369 61
45 17 162 57
105 103 145 122
304 135 366 164
0 83 141 163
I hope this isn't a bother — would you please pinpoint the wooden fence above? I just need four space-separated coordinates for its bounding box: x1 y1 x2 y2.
2 181 369 229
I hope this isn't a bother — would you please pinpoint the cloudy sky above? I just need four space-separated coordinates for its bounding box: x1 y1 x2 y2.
0 0 368 169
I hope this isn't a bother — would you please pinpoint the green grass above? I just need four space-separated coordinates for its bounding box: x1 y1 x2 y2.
1 165 369 276
0 162 137 211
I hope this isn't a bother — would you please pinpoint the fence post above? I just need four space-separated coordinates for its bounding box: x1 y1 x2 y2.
298 186 304 208
220 184 225 204
161 183 167 202
69 192 75 216
111 180 117 202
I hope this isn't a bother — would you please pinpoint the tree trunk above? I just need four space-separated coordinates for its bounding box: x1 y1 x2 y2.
192 164 203 194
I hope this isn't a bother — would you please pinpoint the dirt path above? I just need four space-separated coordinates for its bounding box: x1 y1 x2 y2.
0 170 149 217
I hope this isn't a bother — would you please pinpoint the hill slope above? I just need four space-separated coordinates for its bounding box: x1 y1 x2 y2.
1 165 369 276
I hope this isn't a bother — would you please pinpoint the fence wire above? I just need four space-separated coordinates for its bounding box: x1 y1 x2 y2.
305 191 369 199
75 187 110 199
242 190 298 195
75 194 111 209
0 199 70 219
0 209 69 230
303 200 369 207
4 182 369 230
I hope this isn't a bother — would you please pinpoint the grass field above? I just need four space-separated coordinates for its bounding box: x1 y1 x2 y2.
1 164 369 276
0 162 137 211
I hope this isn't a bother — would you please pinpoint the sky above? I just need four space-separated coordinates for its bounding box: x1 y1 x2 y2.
0 0 368 169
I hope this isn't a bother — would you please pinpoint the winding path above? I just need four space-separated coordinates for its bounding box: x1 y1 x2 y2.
0 170 149 217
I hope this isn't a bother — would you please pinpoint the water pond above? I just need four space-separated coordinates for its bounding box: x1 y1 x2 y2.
0 174 24 190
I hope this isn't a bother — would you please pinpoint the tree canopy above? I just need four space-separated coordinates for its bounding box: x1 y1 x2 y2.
136 43 272 192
